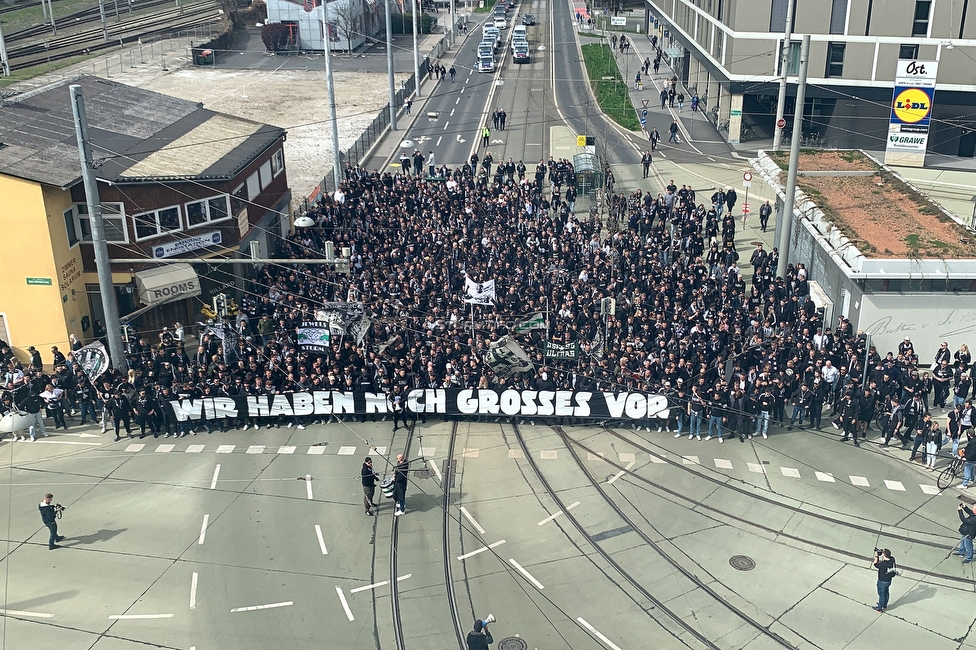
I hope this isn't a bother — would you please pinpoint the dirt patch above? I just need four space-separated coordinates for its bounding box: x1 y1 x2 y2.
768 149 877 172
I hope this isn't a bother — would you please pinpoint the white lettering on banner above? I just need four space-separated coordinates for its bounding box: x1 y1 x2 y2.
365 393 389 413
292 393 314 416
575 392 593 418
604 393 627 418
150 279 198 301
270 394 293 417
152 231 223 259
521 390 538 415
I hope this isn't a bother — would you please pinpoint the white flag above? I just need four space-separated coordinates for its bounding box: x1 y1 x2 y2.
484 336 532 378
73 341 110 383
464 277 496 305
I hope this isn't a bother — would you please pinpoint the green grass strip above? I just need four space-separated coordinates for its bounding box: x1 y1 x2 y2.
580 42 640 131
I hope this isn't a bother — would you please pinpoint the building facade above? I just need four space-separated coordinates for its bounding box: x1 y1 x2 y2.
265 0 382 52
0 77 291 365
646 0 976 156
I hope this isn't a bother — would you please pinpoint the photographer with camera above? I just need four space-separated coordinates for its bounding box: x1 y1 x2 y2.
872 548 896 612
466 616 494 650
39 493 65 550
956 503 976 563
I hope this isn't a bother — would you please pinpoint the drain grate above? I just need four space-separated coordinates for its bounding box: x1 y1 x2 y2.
497 638 528 650
730 555 756 571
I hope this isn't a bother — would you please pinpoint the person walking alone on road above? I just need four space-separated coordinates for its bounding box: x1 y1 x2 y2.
393 454 409 516
649 127 660 151
660 88 667 109
449 65 456 82
668 120 680 144
39 493 65 550
404 98 412 115
956 502 976 562
872 548 896 612
499 109 507 131
482 125 491 148
640 150 652 178
759 200 772 232
677 92 684 111
466 618 494 650
362 457 379 516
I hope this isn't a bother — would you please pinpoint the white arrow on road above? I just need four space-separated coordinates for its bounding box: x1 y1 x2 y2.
456 135 466 143
490 139 504 144
416 136 431 144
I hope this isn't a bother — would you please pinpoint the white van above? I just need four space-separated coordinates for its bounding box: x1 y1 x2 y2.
512 25 527 41
478 54 496 73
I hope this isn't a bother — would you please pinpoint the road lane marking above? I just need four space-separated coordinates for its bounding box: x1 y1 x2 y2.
429 460 442 484
781 467 801 478
436 136 442 146
747 462 765 474
278 446 296 454
338 446 356 455
216 445 235 454
190 572 198 609
315 525 328 555
537 501 580 526
457 539 506 560
682 456 699 465
306 474 314 499
421 447 436 456
885 480 906 491
450 108 456 115
231 601 293 613
509 449 524 458
508 558 544 589
850 475 870 487
815 471 835 483
714 458 733 470
607 460 635 484
444 121 450 131
308 446 326 455
155 444 175 453
618 452 635 463
577 617 623 650
246 445 265 454
460 506 485 534
540 450 558 460
463 448 480 457
210 465 220 489
125 444 145 452
0 610 54 618
335 587 354 621
648 453 666 463
37 440 101 446
186 444 205 453
920 484 940 495
109 614 174 620
198 514 209 544
349 575 412 594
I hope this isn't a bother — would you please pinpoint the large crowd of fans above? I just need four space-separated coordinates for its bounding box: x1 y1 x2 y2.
1 162 974 457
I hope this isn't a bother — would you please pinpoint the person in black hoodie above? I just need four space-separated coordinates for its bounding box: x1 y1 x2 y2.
465 619 493 650
106 391 133 442
17 388 47 442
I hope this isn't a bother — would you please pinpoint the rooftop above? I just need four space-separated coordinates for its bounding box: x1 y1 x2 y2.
0 76 284 189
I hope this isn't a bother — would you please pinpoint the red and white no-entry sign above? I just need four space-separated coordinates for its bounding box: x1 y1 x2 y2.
776 118 787 128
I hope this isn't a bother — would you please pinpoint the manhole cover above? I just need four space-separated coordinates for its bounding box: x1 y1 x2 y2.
749 241 764 246
498 638 528 650
414 469 432 479
730 555 756 571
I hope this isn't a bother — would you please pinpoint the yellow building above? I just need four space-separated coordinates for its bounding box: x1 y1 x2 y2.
0 77 290 367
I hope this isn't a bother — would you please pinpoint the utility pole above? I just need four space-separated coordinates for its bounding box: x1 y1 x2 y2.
0 21 10 77
69 85 127 373
48 0 57 35
776 34 810 280
412 0 422 98
386 0 396 130
98 0 108 41
320 4 342 190
771 0 794 150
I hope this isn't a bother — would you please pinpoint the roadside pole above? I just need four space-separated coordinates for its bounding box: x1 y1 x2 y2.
776 34 810 280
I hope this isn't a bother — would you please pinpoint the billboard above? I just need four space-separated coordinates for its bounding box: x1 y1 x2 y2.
884 59 938 167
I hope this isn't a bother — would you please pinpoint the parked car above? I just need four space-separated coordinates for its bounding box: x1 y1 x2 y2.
522 13 536 25
513 44 529 63
478 54 496 72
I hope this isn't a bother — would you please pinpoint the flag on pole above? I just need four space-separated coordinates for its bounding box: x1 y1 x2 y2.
464 277 496 305
513 312 546 334
484 336 533 378
544 339 579 360
74 342 110 383
297 321 332 351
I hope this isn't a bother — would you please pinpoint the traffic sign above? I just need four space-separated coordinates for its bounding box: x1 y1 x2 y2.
743 171 753 182
640 117 646 125
776 118 787 129
577 135 587 146
641 109 647 117
641 99 649 108
742 203 750 214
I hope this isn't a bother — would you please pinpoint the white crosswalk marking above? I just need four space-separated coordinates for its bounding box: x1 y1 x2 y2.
587 452 605 460
421 447 436 457
278 446 296 454
463 448 480 457
618 452 636 463
337 446 357 455
307 446 326 455
850 476 870 487
125 444 145 452
246 445 265 454
713 458 733 470
884 480 906 491
155 444 175 453
216 445 235 454
747 463 765 474
540 450 558 460
373 446 387 455
186 445 205 453
648 454 666 464
781 467 801 478
682 456 699 465
509 449 524 459
815 471 835 483
919 484 940 495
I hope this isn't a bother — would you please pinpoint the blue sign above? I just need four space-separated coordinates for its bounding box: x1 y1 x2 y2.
641 109 647 117
640 117 646 125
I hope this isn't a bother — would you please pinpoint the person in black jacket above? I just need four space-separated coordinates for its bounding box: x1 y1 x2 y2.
466 618 493 650
393 454 409 516
955 503 976 562
17 388 47 442
39 493 65 550
361 457 379 516
107 392 133 442
838 393 860 446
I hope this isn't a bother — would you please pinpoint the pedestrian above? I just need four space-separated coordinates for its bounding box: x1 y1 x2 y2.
449 65 456 82
691 94 699 113
107 390 133 442
39 383 67 430
466 618 494 650
391 388 406 431
659 88 667 109
668 87 675 108
872 548 896 612
958 433 976 488
492 109 500 130
649 127 660 151
668 120 679 144
393 453 409 516
640 150 652 178
404 98 412 115
725 187 738 215
16 387 47 442
956 502 976 562
499 109 507 131
482 124 491 148
39 493 66 550
677 92 684 111
759 199 772 232
634 70 641 91
362 457 379 516
426 150 436 177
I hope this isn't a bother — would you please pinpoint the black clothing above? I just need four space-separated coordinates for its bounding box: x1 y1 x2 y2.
466 629 494 650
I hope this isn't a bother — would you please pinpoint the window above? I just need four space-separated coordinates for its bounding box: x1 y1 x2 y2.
271 149 285 178
231 184 247 216
828 0 848 34
185 195 231 228
826 43 846 77
133 205 182 241
899 43 919 59
912 0 931 36
63 203 127 245
780 40 801 76
259 160 273 190
769 0 788 31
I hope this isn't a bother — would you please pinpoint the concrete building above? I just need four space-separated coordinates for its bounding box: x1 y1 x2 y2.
265 0 383 52
0 76 290 364
645 0 976 156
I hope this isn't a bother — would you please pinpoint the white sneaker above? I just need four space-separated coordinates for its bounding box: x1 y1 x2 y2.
688 434 694 440
394 510 404 517
633 423 639 430
287 422 293 429
674 432 682 438
704 436 712 441
657 426 662 433
696 435 702 441
762 433 768 439
297 425 306 430
719 437 724 444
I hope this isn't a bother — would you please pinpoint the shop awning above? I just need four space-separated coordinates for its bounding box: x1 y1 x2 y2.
134 263 201 306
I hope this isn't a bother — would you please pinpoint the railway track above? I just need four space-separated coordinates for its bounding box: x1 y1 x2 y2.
7 2 219 69
4 0 175 43
389 422 415 650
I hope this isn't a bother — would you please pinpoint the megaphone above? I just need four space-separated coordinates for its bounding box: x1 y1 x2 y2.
483 613 496 625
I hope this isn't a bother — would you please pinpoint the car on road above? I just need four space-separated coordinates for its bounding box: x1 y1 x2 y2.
513 44 529 63
478 43 493 58
493 16 507 29
506 0 516 8
522 13 536 25
512 24 527 40
478 54 496 72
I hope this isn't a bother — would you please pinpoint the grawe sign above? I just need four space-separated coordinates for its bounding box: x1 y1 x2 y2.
884 60 938 168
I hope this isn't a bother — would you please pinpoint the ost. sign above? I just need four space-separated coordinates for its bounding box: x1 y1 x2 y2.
884 59 939 167
166 389 671 422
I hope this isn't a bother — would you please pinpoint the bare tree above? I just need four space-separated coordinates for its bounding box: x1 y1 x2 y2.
329 0 364 54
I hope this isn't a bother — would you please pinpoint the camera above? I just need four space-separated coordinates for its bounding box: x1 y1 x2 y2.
873 548 882 556
54 503 66 519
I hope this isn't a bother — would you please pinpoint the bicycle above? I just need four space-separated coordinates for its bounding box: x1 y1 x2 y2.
718 119 730 133
937 451 965 490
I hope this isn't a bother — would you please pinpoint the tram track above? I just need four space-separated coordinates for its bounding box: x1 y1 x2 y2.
441 420 468 649
558 424 972 586
390 421 415 650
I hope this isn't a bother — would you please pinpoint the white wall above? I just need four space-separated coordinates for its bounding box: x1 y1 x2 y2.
857 293 976 365
265 0 367 52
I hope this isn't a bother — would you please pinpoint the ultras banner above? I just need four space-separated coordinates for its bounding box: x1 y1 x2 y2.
165 389 670 422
